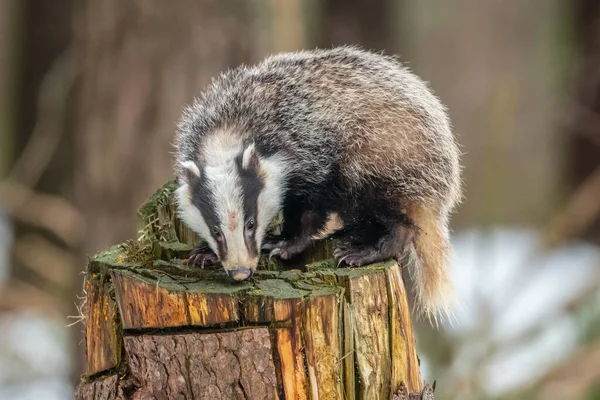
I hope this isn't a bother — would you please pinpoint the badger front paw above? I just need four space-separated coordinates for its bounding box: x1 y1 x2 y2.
187 246 219 269
262 238 311 260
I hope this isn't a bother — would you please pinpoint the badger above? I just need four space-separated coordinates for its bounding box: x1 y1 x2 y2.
174 46 462 318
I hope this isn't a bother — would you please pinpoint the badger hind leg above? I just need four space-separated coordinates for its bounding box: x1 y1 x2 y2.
334 217 416 267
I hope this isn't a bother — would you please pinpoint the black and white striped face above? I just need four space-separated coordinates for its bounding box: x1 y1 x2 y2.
176 134 285 280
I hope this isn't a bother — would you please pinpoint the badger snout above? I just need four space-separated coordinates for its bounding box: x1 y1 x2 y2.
228 267 253 281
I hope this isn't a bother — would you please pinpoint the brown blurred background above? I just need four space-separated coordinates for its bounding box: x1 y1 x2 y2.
1 1 600 399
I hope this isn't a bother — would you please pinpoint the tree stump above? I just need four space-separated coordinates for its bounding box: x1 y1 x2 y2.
75 181 433 400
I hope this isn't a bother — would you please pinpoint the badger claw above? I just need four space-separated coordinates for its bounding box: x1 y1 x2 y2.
336 255 349 267
269 248 281 259
333 246 348 259
187 249 219 269
334 245 382 268
264 239 309 260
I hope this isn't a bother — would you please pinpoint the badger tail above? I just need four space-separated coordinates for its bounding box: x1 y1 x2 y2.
404 203 455 324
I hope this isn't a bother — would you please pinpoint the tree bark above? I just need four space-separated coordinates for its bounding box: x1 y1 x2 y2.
75 181 432 399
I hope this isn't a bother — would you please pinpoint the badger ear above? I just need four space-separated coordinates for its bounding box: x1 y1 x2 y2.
241 143 260 172
180 160 201 185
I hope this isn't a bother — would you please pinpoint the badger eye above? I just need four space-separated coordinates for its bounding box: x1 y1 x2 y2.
245 218 256 231
212 227 222 239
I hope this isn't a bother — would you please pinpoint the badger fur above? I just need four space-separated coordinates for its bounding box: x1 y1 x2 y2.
174 46 462 318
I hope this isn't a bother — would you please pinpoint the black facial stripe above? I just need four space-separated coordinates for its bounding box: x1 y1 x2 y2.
235 153 264 258
190 171 227 259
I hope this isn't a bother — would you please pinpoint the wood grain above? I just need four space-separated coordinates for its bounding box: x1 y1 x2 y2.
84 272 120 375
303 293 343 399
348 271 392 399
387 263 423 393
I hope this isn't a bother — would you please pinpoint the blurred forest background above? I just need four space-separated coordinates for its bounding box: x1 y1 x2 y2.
1 0 600 399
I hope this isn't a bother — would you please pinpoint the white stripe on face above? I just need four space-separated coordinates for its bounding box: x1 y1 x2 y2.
204 163 253 268
201 130 257 269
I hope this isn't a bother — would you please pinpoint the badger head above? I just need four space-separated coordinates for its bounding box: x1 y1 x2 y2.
175 140 285 281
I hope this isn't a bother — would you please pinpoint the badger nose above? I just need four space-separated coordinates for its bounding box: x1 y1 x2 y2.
229 267 253 281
